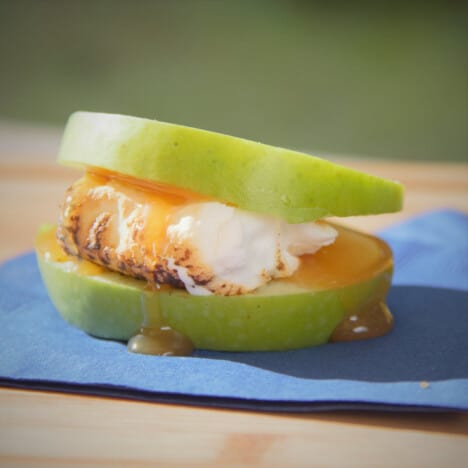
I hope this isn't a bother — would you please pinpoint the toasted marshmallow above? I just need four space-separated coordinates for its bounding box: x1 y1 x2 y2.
165 202 337 295
58 175 337 296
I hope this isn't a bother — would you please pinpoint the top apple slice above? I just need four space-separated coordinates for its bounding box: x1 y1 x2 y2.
58 111 403 223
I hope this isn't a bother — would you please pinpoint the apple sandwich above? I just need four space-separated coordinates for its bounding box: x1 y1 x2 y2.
35 112 403 354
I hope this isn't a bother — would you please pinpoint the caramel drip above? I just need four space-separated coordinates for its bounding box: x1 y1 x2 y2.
285 225 394 342
127 293 194 357
127 326 194 356
330 301 394 342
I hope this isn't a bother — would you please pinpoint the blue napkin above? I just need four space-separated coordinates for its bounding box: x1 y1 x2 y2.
1 210 467 412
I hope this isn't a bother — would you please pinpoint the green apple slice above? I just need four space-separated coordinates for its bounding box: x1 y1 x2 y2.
58 111 403 223
35 225 393 351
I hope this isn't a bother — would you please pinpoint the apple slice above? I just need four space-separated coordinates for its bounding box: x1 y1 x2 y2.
35 225 393 351
58 112 403 223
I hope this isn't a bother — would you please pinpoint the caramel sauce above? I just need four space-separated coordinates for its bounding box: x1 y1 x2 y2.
286 225 394 341
127 294 194 356
287 224 393 290
35 228 105 275
35 227 69 262
74 260 107 276
84 169 210 256
127 326 194 356
87 167 211 203
330 300 394 342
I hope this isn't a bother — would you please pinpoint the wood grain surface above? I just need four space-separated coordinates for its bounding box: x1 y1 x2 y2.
1 156 467 466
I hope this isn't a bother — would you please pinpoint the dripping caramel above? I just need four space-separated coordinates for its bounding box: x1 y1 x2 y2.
127 293 194 356
127 326 194 356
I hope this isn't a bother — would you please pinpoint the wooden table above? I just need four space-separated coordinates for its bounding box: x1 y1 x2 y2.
1 155 468 466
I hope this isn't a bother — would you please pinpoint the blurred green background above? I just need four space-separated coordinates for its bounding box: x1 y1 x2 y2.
0 0 467 161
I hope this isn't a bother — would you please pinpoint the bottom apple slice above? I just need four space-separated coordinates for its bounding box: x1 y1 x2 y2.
35 224 393 351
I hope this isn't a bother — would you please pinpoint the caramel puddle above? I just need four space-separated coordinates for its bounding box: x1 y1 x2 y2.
331 300 394 342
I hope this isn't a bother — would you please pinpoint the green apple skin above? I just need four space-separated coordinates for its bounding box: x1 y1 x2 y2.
58 112 403 223
35 229 392 351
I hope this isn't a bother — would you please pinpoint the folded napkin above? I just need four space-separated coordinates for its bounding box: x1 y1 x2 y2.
0 210 467 412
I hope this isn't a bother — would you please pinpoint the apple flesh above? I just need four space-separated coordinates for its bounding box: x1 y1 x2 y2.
35 225 392 351
58 112 403 223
